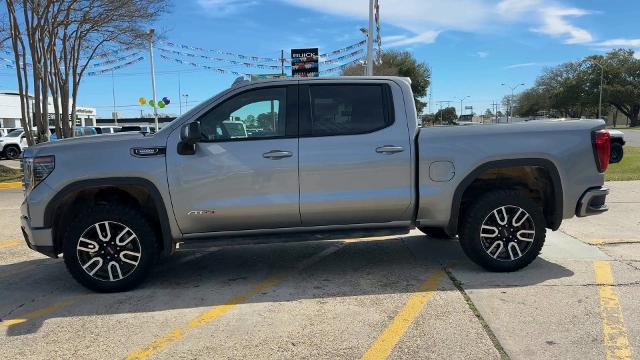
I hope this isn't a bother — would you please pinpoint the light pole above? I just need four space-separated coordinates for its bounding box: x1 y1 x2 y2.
454 96 470 117
586 59 605 119
501 83 525 123
147 29 159 131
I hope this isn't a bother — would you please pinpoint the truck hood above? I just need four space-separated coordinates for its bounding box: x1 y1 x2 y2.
24 132 167 159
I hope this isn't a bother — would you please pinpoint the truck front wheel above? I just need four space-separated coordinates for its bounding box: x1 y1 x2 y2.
459 191 546 272
62 204 157 292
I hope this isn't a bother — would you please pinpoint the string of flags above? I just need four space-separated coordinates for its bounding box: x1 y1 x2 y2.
159 52 363 77
86 56 145 76
90 52 142 68
156 47 363 69
159 39 366 63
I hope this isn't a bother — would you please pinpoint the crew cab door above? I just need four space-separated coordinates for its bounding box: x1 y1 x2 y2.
166 85 300 234
298 81 413 226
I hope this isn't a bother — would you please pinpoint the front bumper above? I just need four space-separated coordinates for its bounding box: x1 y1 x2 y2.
576 186 609 217
20 209 57 258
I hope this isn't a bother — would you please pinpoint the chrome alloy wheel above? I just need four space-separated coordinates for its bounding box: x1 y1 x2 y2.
479 205 535 261
76 221 142 281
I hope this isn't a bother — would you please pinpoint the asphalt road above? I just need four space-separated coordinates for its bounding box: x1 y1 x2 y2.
1 185 639 360
617 128 640 147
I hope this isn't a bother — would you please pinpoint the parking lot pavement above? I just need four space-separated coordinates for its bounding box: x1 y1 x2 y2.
1 186 639 359
0 159 21 170
561 181 640 244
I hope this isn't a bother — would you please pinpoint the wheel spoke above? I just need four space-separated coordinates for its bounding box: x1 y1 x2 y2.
77 237 99 253
82 257 103 276
512 208 529 227
517 230 535 242
115 228 137 246
120 251 141 266
507 242 522 260
107 261 123 281
95 222 111 242
493 207 509 225
486 241 504 258
481 225 499 238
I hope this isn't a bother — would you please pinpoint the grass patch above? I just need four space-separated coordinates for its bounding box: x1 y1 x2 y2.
607 125 639 130
606 146 640 181
0 164 22 183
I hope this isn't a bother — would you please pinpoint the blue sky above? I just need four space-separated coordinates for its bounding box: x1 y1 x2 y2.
2 0 640 118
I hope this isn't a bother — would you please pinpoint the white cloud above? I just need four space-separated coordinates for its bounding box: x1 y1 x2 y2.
197 0 257 16
597 38 640 47
384 32 440 47
197 0 596 47
532 7 593 44
477 51 489 58
505 62 540 69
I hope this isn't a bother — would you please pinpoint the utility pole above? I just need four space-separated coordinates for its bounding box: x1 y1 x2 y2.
588 59 605 119
183 94 189 113
178 72 182 115
111 70 118 126
281 50 285 76
501 83 525 123
148 29 159 131
366 0 374 76
491 101 499 123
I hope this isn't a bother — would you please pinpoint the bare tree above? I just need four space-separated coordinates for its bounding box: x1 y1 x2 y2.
4 0 168 140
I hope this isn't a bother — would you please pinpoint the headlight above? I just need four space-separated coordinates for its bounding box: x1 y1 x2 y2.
24 155 55 191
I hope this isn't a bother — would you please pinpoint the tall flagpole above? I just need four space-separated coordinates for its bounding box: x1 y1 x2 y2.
366 0 374 76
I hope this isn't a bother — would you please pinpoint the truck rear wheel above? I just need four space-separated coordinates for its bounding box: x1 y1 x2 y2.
610 142 623 163
63 204 157 292
459 190 546 272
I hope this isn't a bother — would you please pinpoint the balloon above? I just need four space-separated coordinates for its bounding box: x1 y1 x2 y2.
162 96 171 105
138 97 146 105
158 100 165 108
148 99 155 107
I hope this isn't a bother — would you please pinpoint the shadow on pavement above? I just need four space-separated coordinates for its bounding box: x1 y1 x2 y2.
1 234 574 336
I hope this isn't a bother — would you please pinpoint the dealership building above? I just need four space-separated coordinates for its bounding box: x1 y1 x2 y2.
0 90 96 128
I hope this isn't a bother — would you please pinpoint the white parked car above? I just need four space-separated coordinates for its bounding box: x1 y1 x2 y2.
0 129 31 159
0 128 18 137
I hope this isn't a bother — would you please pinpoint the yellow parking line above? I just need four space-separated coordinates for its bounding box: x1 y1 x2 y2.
361 269 446 360
1 297 80 328
0 181 22 190
0 264 38 279
124 243 345 360
594 261 633 360
0 240 22 249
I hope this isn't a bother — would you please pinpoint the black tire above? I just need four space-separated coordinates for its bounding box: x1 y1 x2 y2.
63 204 157 292
418 227 454 239
459 190 546 272
610 142 623 164
4 145 20 160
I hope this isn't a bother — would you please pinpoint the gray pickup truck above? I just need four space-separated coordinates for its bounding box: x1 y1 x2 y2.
20 76 611 292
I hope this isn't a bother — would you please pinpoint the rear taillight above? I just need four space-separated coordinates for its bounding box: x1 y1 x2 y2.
593 130 610 173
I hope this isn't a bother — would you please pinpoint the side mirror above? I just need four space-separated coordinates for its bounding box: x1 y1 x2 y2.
178 122 201 155
180 122 201 145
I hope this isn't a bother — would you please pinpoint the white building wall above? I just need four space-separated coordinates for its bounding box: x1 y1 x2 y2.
0 91 96 128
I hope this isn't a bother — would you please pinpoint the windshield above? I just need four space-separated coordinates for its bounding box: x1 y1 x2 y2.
5 129 23 137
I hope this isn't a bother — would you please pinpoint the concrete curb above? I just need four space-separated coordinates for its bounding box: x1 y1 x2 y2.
0 181 22 190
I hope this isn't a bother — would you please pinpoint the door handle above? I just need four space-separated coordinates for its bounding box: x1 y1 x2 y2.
263 150 293 159
375 145 404 154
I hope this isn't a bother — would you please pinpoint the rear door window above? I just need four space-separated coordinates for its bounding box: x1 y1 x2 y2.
304 84 392 137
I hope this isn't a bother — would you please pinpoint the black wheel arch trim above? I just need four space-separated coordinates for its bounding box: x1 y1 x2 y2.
446 158 563 236
44 177 175 255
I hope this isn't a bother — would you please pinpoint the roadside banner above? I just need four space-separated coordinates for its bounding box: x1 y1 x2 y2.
291 48 319 77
